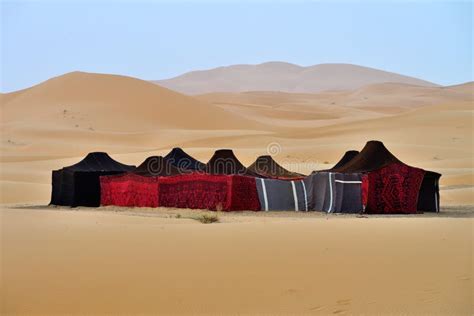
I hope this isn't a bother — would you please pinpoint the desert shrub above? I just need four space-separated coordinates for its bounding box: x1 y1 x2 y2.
196 213 219 224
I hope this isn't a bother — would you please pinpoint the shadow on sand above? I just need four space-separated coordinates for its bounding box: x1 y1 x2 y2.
4 204 473 219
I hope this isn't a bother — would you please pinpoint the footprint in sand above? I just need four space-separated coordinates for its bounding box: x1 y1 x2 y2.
336 299 351 306
458 275 470 281
419 288 440 303
284 288 299 295
309 305 325 311
421 297 436 303
421 288 439 295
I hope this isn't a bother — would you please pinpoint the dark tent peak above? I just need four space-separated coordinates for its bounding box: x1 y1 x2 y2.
86 152 108 157
164 147 205 171
333 141 403 173
213 149 240 158
208 149 243 163
251 155 276 165
248 155 304 179
134 156 181 177
85 152 109 158
206 149 260 177
63 152 135 172
328 150 360 171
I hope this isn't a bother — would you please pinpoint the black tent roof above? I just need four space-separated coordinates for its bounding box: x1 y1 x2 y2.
332 141 403 173
423 170 442 178
328 150 360 171
61 152 135 172
205 149 260 177
164 147 205 171
248 155 304 179
133 156 181 177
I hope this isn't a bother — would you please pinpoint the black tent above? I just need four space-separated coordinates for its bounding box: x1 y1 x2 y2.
50 152 135 207
328 150 359 171
305 151 363 214
164 147 205 171
332 141 441 213
205 149 261 177
248 155 304 179
417 171 441 212
133 156 181 177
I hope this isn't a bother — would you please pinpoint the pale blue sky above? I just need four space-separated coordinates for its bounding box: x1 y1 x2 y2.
1 0 472 92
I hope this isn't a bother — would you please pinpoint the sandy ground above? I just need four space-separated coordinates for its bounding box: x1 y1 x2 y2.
1 205 473 315
0 71 473 314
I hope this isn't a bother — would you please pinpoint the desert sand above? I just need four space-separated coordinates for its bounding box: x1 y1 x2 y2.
1 68 473 315
1 206 472 315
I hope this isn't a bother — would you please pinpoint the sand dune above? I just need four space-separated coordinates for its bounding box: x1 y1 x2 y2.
1 71 262 131
199 82 472 114
154 62 439 94
1 72 272 160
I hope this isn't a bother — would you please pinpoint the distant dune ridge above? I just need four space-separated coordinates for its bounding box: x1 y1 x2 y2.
153 62 439 94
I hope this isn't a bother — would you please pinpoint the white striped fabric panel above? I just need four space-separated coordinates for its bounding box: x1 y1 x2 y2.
327 172 334 213
300 180 308 211
259 178 269 211
291 181 299 212
334 180 361 184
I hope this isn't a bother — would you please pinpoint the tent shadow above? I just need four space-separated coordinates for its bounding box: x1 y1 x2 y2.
4 204 473 218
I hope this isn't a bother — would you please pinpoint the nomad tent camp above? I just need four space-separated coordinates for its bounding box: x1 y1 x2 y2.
100 156 179 207
50 144 441 213
50 152 134 207
248 155 304 180
164 147 205 171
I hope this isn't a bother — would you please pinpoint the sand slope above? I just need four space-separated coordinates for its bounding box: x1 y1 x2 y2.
154 62 439 94
1 71 262 131
1 207 472 315
1 72 271 160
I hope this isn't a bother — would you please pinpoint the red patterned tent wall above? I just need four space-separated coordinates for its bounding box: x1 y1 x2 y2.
100 173 159 208
158 173 261 211
366 163 425 214
361 174 369 209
